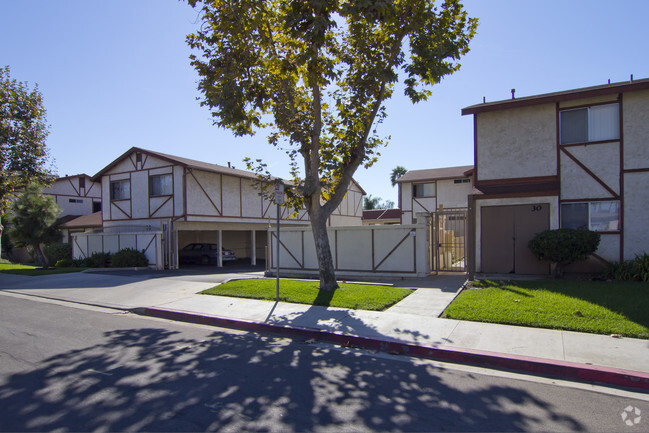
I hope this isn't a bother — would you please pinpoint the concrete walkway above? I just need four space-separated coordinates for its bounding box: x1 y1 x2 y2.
1 270 648 390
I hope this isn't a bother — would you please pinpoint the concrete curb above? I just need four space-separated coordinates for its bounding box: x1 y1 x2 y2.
132 306 649 392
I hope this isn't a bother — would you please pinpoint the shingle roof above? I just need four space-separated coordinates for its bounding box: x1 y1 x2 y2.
362 208 401 221
62 211 102 228
396 165 474 183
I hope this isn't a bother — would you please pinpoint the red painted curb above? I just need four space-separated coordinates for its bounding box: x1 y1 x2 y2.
134 307 649 392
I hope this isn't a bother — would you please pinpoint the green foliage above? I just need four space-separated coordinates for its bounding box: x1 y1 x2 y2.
88 251 111 268
363 194 394 210
0 66 52 211
55 258 74 268
604 252 649 282
529 228 600 273
187 0 477 289
111 248 148 268
7 183 62 266
43 243 72 265
390 166 407 187
72 257 92 268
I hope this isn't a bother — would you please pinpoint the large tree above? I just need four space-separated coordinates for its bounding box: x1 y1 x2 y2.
0 66 52 258
7 183 61 267
187 0 477 290
390 166 407 187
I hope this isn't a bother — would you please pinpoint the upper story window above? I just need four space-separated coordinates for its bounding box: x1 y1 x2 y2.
79 177 85 189
560 103 619 145
561 201 619 232
454 178 471 184
110 180 130 200
149 174 172 197
413 182 436 198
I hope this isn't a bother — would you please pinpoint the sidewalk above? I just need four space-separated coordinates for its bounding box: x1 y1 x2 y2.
2 270 648 390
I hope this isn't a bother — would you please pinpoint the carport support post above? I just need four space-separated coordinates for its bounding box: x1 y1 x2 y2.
251 230 256 266
218 230 223 267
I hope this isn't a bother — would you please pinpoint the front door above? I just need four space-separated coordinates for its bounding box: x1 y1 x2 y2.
481 204 550 274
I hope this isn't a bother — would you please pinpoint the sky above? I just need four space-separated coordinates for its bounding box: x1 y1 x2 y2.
2 0 648 205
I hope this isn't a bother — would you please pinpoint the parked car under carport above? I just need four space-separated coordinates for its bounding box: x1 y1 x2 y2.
179 243 236 265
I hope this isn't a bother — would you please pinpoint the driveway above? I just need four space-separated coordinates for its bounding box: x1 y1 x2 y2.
0 268 264 310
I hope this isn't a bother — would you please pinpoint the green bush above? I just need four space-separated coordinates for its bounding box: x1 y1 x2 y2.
55 258 74 268
72 257 92 268
111 248 148 268
43 243 72 265
604 252 649 282
529 228 600 277
88 252 111 268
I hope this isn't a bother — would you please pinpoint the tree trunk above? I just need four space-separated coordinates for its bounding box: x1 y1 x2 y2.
34 244 48 269
310 210 339 291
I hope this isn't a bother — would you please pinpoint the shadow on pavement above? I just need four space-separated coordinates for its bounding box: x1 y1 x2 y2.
0 326 586 432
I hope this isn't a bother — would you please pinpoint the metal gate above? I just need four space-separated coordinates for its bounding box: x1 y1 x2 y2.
432 209 467 272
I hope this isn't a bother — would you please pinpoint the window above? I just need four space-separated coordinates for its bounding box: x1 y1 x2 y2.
560 103 619 144
454 179 470 184
561 201 619 232
149 174 172 197
68 198 83 203
413 182 436 197
79 177 85 189
110 180 130 200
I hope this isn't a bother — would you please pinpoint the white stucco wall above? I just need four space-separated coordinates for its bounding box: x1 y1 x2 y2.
437 179 471 209
623 171 649 259
477 104 557 180
623 89 649 171
560 142 620 200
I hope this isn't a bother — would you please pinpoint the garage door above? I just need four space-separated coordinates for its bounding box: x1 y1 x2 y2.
481 204 550 274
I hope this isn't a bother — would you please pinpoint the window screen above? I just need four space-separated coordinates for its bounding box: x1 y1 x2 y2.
413 182 436 197
561 201 620 232
110 180 130 200
560 108 588 144
561 203 589 229
149 174 172 196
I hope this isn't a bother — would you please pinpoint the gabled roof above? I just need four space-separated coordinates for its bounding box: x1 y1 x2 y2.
396 165 474 183
91 146 367 194
91 147 264 182
55 174 93 182
61 211 102 228
462 77 649 115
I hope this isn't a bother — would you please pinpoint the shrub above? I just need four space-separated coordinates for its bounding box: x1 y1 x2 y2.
43 243 72 266
529 228 600 277
604 252 649 282
88 252 111 268
55 258 74 268
72 257 92 268
111 248 148 268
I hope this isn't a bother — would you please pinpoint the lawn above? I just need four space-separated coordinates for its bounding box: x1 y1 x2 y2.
0 263 86 276
443 279 649 339
201 278 414 311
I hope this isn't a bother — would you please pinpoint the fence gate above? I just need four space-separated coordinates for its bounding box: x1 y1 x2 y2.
432 209 467 272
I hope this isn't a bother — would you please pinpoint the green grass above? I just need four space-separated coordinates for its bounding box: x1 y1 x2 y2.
444 279 649 339
0 263 86 276
201 278 414 311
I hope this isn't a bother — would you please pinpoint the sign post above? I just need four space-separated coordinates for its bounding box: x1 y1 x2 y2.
273 183 285 302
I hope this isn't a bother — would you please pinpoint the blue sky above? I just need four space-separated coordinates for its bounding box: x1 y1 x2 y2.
2 0 648 205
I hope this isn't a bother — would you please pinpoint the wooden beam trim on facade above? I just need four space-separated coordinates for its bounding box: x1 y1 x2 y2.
149 196 172 218
560 148 619 198
188 170 222 216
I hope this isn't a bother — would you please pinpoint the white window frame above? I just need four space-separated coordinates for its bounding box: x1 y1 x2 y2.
560 200 620 232
560 103 619 145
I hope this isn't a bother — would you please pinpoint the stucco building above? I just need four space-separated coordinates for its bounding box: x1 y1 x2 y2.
396 165 474 224
73 147 364 269
462 78 649 275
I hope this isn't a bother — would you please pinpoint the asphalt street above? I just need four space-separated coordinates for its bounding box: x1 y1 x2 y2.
1 293 647 432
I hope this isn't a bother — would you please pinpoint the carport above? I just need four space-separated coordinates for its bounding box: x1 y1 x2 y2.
173 221 269 269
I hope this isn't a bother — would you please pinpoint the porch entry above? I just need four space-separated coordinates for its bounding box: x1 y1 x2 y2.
431 209 467 272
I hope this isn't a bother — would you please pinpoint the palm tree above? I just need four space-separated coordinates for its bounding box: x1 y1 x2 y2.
390 166 407 187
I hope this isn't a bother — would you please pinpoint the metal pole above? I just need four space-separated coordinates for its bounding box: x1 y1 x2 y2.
276 203 280 302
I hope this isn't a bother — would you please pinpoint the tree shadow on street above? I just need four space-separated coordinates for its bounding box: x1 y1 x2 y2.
0 324 590 432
